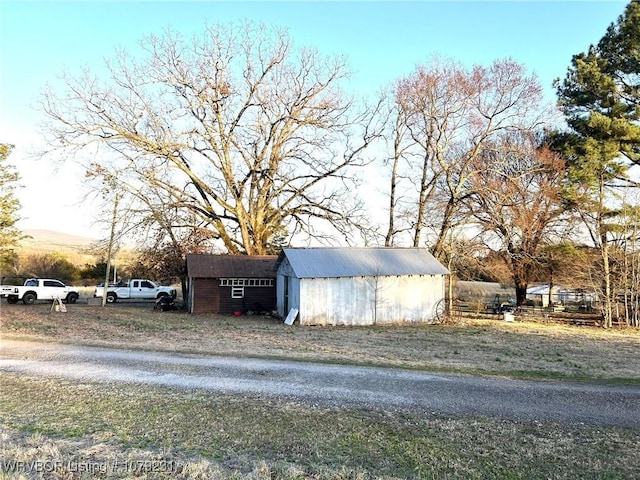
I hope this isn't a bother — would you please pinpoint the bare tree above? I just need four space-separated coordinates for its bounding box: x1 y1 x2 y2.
593 188 640 327
131 225 217 300
464 133 568 305
377 92 414 247
388 57 551 259
40 22 383 254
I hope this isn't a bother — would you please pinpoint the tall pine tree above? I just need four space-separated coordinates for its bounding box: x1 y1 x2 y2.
554 0 640 327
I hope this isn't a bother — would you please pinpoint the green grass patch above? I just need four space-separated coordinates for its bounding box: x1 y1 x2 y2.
1 320 57 334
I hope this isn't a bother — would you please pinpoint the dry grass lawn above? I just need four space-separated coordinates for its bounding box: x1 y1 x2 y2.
1 302 638 381
1 301 639 479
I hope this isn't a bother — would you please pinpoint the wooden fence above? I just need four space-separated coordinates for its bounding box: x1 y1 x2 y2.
450 301 603 326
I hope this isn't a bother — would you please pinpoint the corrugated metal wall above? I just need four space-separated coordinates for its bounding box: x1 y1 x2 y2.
276 257 298 318
297 275 445 326
299 277 374 325
374 275 444 323
276 274 301 318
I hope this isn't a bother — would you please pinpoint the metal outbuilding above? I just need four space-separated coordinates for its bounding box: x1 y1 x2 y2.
276 247 449 326
186 254 277 315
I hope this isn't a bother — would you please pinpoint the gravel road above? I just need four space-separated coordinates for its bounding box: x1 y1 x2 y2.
1 339 638 428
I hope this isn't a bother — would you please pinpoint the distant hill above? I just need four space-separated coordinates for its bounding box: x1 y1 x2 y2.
17 230 139 267
21 229 98 250
18 230 99 264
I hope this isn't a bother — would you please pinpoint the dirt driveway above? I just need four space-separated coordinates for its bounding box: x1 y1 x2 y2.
1 339 638 428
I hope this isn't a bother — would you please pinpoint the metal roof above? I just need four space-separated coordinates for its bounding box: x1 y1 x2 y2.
279 248 449 278
187 254 278 278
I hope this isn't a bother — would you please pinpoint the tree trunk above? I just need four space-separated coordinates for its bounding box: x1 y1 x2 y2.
385 143 400 247
432 198 455 260
514 280 528 307
412 154 431 247
511 253 529 307
598 177 613 329
601 237 613 328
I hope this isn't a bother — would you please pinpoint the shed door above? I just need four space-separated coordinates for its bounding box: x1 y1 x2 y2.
283 275 289 313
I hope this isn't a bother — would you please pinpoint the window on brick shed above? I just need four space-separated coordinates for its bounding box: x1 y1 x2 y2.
231 286 244 298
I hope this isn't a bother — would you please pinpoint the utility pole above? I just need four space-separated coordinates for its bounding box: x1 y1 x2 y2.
102 194 120 307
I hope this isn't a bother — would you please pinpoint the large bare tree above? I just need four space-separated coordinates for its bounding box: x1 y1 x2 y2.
40 22 382 254
464 133 568 305
387 57 551 259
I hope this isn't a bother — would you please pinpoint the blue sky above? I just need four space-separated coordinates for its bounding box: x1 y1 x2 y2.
0 0 630 238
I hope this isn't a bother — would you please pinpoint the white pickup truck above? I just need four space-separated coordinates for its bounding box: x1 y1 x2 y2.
94 279 176 303
0 278 80 305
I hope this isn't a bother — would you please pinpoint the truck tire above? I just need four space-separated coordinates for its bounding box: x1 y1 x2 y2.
22 292 37 305
106 292 117 303
7 296 18 304
65 292 79 304
156 292 169 299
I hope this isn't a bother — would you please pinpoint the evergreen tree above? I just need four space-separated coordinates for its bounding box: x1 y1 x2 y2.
0 144 23 276
556 1 640 165
554 1 640 327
